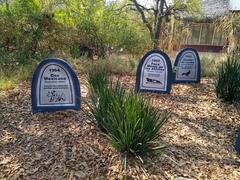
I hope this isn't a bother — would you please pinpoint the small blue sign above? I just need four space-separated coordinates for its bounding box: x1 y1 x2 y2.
31 58 81 113
136 49 173 94
236 128 240 154
174 48 201 83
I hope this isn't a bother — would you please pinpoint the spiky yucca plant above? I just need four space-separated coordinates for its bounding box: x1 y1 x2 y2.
216 54 240 102
87 65 112 131
87 65 109 97
103 92 171 157
88 80 125 132
87 66 171 158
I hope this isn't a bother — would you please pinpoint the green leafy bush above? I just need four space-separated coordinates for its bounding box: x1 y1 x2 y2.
216 54 240 102
87 66 171 158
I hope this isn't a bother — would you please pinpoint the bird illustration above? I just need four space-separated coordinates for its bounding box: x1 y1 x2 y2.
47 90 66 102
182 70 191 76
146 78 162 84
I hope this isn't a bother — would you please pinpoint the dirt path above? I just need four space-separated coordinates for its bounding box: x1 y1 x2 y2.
0 77 239 179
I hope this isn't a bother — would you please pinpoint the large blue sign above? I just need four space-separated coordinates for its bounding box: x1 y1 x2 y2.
31 58 81 113
136 50 173 94
174 48 201 83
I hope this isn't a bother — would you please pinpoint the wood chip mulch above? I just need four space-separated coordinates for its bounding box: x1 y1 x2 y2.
0 76 239 179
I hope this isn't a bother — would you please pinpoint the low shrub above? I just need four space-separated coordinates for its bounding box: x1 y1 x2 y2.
87 66 171 159
200 53 226 77
216 54 240 102
72 54 138 76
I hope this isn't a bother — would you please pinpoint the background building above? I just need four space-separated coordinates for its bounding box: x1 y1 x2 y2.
182 0 231 52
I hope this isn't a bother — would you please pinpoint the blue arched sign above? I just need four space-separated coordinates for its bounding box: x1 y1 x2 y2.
174 48 201 83
236 128 240 154
136 49 173 94
31 58 81 113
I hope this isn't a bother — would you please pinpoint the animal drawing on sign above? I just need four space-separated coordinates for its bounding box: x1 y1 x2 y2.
182 70 191 76
47 90 66 102
146 78 162 84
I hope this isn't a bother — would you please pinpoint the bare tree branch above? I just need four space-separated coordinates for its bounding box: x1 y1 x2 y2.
114 3 133 12
130 0 154 38
128 0 190 48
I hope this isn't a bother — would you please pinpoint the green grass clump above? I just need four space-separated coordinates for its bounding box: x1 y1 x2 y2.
104 92 171 157
87 65 110 97
87 65 125 132
216 54 240 102
87 66 171 159
88 80 125 132
0 65 33 91
0 78 17 90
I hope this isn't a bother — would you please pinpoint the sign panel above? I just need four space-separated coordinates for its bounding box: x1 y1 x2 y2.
31 58 81 113
136 50 173 94
174 48 201 83
230 0 240 11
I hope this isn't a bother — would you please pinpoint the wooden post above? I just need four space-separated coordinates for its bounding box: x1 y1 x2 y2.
212 25 216 46
198 23 203 45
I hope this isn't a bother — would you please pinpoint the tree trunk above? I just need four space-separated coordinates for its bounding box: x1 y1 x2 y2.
168 15 175 56
152 18 162 49
152 35 160 49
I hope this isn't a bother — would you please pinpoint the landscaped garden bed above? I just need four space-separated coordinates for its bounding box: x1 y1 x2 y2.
0 76 239 179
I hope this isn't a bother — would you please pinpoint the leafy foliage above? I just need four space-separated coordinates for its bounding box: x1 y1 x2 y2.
0 0 150 66
216 54 240 102
0 0 59 65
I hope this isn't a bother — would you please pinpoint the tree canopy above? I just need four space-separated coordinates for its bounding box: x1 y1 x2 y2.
0 0 151 64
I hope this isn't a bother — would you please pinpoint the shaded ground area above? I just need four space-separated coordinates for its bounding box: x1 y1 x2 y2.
0 77 240 179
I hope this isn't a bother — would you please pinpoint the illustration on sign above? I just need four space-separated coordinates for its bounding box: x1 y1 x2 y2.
174 48 201 83
136 49 173 94
31 58 81 113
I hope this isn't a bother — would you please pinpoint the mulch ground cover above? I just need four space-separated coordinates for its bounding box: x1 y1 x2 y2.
0 76 239 179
